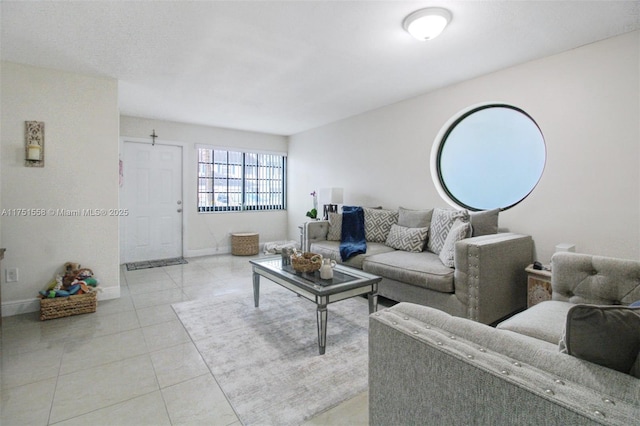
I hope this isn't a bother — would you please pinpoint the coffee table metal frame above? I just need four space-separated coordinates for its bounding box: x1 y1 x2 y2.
250 256 381 355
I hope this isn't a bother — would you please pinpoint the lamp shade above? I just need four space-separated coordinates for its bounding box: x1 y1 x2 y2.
319 187 344 205
403 7 452 41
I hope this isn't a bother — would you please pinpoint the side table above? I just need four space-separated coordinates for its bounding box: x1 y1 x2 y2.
525 264 552 308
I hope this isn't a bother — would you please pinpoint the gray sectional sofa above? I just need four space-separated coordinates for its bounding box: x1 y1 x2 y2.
304 207 533 325
369 252 640 425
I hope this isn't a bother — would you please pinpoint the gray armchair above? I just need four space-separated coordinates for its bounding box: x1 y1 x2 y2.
369 252 640 425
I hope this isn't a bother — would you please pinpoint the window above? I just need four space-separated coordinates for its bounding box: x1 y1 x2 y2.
197 148 286 212
431 103 546 211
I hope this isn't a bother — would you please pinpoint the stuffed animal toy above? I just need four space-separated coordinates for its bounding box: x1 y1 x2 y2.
62 262 82 288
39 262 99 298
64 262 81 274
74 268 97 288
75 268 93 280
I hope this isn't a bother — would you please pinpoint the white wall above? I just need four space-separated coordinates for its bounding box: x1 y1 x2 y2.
1 62 120 315
120 116 289 258
288 31 640 263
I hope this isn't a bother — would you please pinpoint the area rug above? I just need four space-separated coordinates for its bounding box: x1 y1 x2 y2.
125 257 188 271
172 285 369 425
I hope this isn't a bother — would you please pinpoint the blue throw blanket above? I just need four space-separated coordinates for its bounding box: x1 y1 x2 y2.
340 206 367 261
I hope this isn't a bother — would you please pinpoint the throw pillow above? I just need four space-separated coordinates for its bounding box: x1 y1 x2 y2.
398 207 433 228
385 224 429 253
469 208 500 237
559 304 640 377
438 219 472 267
327 212 342 241
363 207 398 243
428 208 470 255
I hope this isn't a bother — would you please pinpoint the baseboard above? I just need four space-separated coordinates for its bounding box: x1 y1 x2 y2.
185 246 232 258
2 285 121 318
2 298 40 317
185 244 272 259
99 285 121 301
126 245 263 261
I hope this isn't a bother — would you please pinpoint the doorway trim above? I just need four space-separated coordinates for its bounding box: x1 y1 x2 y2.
119 137 189 264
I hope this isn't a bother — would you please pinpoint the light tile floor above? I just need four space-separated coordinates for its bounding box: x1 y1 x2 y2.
1 254 368 425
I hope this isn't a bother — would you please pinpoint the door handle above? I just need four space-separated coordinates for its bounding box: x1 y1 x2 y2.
177 200 182 205
177 208 183 213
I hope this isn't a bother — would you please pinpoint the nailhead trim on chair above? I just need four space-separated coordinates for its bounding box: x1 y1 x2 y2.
373 307 637 424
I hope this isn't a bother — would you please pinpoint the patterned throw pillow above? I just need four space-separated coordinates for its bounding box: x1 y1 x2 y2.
385 224 429 252
363 207 398 243
428 208 470 255
327 212 342 241
438 219 472 267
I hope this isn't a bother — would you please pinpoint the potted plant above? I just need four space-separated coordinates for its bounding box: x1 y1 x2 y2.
306 191 318 219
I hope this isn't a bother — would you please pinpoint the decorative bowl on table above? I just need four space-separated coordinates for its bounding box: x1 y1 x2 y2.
290 252 322 273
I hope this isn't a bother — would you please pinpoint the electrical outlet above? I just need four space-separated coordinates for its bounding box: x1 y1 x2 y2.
6 268 18 283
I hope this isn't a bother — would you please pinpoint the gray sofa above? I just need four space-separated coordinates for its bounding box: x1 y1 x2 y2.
304 208 533 325
369 252 640 425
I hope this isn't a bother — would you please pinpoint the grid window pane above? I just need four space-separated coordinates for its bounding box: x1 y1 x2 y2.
198 148 286 212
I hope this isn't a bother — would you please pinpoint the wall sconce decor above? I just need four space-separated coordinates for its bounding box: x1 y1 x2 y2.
320 187 344 219
25 121 45 167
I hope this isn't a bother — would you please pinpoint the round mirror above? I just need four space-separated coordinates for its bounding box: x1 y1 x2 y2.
431 103 546 211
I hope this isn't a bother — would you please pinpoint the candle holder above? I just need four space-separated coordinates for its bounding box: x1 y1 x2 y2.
25 121 45 167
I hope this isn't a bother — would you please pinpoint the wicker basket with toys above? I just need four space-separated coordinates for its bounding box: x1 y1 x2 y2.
38 262 100 320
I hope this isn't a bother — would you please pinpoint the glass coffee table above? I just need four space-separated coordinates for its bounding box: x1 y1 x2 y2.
250 256 381 355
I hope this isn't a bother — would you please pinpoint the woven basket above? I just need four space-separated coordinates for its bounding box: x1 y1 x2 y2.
39 291 97 321
231 233 259 256
291 252 322 273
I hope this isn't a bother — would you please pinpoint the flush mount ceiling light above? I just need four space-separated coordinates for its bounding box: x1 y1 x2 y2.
403 7 452 41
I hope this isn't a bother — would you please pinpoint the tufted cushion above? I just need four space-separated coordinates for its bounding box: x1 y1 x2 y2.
468 208 500 237
385 224 429 253
551 252 640 305
398 207 433 228
427 209 469 255
438 219 472 267
304 220 329 249
559 304 640 377
363 207 398 243
327 212 342 241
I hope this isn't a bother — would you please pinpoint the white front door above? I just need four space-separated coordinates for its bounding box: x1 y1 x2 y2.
123 142 183 263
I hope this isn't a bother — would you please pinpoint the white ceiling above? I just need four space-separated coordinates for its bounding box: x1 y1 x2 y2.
2 1 638 136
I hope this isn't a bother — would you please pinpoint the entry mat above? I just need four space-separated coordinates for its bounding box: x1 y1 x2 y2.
125 257 188 271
